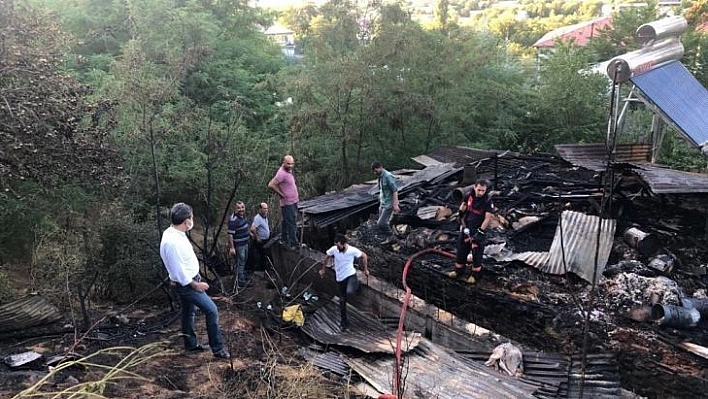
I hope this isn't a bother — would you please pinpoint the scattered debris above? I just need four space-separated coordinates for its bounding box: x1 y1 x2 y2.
485 342 524 377
4 351 42 369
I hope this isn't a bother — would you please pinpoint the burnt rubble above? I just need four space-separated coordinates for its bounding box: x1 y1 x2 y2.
299 146 708 398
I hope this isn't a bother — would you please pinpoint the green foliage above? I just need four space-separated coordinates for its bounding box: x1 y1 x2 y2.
8 0 707 296
522 44 608 151
682 30 708 87
0 180 99 263
586 2 658 61
0 1 124 190
85 207 164 303
658 132 708 172
278 2 536 191
0 270 14 305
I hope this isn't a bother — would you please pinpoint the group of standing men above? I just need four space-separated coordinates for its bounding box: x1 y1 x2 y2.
226 201 271 288
227 154 302 287
159 153 494 354
158 155 300 358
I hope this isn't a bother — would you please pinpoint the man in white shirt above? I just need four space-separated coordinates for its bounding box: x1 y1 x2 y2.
250 202 271 270
319 234 369 330
160 203 230 359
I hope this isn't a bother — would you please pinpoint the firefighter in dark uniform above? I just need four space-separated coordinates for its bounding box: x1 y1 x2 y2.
448 179 494 284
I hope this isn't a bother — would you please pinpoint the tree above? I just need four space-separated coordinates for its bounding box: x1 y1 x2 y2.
523 43 608 151
586 2 658 62
0 1 122 189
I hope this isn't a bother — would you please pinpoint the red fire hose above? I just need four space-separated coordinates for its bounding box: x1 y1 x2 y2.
378 248 456 399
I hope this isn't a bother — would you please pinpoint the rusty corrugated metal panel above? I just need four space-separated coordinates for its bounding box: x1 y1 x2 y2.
506 211 615 284
301 300 420 354
555 143 651 171
545 211 616 283
554 143 708 194
345 339 539 398
633 164 708 194
0 295 62 333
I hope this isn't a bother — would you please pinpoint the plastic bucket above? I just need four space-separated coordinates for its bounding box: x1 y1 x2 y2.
651 304 700 328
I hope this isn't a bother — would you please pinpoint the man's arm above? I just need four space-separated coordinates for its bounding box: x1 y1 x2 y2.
250 222 259 242
319 255 333 277
359 252 369 275
459 201 468 229
268 177 284 198
227 233 235 255
481 212 493 231
188 280 209 292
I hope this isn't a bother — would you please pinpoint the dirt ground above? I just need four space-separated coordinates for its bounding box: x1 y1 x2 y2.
0 273 353 399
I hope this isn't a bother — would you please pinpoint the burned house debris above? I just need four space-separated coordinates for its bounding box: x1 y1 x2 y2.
280 143 708 398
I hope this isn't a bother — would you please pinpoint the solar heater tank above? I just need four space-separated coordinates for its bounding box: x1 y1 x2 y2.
605 37 684 83
636 16 687 46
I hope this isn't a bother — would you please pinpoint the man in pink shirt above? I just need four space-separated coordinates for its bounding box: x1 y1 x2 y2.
268 155 300 247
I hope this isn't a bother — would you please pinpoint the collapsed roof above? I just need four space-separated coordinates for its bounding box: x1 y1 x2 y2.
296 145 708 397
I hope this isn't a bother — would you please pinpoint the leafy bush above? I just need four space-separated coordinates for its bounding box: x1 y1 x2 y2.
83 207 166 304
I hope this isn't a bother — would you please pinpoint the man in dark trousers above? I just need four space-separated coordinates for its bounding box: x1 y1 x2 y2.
371 161 400 240
319 234 369 331
160 203 230 359
268 155 299 248
227 201 250 288
249 202 271 270
448 179 494 284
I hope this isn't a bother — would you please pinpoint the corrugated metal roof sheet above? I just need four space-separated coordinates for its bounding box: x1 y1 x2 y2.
345 339 539 398
508 211 616 284
630 61 708 149
457 350 619 398
554 143 651 171
298 346 350 376
0 295 62 333
554 143 708 194
565 353 622 398
633 164 708 194
419 146 519 167
301 299 421 354
298 163 460 227
546 211 616 283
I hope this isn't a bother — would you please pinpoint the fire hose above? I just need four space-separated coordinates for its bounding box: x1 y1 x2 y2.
378 248 457 399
